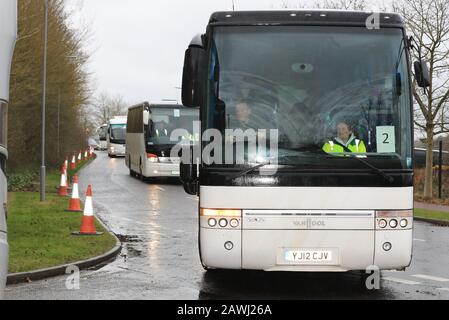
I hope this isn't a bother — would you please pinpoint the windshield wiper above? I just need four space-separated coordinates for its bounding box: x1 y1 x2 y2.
225 163 269 182
328 154 394 183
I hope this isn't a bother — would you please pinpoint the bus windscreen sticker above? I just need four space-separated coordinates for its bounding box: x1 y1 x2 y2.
376 126 396 153
174 109 180 118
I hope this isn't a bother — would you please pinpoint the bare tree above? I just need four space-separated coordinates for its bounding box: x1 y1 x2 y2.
313 0 367 10
395 0 449 199
91 92 128 128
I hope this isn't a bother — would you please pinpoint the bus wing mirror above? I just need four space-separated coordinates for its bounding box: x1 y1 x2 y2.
414 60 430 88
182 46 206 108
143 111 150 125
180 146 198 195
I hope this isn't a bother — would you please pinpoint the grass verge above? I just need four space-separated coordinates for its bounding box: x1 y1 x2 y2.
7 157 117 274
414 208 449 222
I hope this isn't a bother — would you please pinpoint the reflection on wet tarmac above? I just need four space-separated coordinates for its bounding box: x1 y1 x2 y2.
198 270 396 300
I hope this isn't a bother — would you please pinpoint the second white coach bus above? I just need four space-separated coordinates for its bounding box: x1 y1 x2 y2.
95 124 107 151
126 102 198 180
180 11 430 273
107 116 127 157
0 0 17 298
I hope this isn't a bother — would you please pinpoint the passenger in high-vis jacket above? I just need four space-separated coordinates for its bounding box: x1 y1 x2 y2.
323 121 367 154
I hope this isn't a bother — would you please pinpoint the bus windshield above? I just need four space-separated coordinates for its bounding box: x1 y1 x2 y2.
110 124 126 144
207 26 412 170
147 107 198 146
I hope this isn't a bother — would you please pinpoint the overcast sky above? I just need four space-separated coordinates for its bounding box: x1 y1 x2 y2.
65 0 390 105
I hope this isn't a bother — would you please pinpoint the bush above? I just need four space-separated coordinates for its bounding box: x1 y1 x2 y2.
7 171 37 192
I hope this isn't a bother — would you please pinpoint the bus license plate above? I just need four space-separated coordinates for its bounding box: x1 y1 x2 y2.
284 250 333 264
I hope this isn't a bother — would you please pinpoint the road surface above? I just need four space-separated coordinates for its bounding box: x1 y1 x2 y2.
5 153 449 300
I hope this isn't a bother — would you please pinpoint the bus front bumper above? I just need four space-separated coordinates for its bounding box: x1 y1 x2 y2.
144 161 180 178
109 145 126 157
199 227 413 272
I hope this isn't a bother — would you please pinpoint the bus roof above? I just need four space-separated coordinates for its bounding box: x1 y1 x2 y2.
108 117 127 125
208 10 404 28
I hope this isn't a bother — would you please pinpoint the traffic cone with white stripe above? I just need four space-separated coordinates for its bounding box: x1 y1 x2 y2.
72 185 103 236
77 151 82 164
70 154 76 170
67 175 82 212
58 166 68 197
84 150 88 160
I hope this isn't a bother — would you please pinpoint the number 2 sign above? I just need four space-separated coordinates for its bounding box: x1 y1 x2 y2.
376 126 396 153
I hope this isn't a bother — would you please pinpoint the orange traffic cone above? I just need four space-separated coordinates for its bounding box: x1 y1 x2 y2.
58 166 68 197
77 152 82 164
84 150 88 160
67 175 82 212
70 154 76 170
72 185 103 236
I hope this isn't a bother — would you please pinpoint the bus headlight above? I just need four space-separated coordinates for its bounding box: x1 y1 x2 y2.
389 219 398 228
147 153 159 163
378 219 388 229
208 218 217 227
230 219 240 228
400 219 408 228
219 219 228 228
376 210 413 229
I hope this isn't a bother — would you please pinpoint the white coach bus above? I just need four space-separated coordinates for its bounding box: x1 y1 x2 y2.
107 116 127 157
0 0 17 298
180 11 430 273
126 102 198 180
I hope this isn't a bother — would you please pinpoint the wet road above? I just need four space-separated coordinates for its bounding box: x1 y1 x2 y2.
5 153 449 300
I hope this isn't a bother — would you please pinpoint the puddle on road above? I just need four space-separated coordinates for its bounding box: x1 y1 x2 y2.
115 234 142 243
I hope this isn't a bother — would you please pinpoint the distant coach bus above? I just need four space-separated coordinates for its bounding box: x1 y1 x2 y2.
126 102 198 180
107 116 127 157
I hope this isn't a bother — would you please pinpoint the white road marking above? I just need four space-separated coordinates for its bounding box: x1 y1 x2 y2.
413 239 426 242
412 274 449 282
383 277 421 285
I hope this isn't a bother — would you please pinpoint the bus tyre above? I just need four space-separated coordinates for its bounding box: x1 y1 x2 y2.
139 159 146 182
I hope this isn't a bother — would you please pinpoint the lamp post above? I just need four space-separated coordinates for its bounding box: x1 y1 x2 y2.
439 138 443 199
40 0 48 202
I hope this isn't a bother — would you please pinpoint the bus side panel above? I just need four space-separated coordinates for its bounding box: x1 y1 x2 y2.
126 132 144 173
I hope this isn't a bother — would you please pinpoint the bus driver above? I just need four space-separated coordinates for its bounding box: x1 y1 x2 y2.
323 121 367 154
